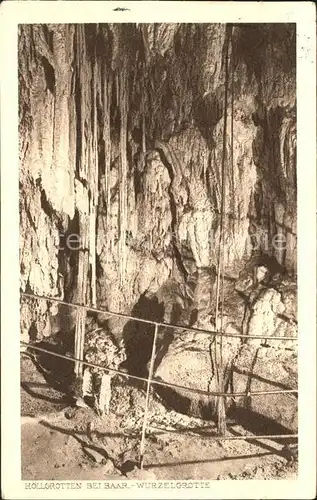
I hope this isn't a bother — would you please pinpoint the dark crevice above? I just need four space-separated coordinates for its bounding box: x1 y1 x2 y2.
96 253 104 280
229 407 297 444
60 209 80 302
24 204 37 233
41 56 55 94
25 341 76 394
42 24 54 53
168 196 189 282
40 189 55 218
121 294 165 378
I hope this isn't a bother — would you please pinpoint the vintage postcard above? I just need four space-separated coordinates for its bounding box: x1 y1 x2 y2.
1 1 316 499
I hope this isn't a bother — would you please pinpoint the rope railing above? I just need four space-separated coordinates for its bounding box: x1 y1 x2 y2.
20 292 298 342
20 341 298 398
20 342 298 462
20 290 298 469
148 426 298 441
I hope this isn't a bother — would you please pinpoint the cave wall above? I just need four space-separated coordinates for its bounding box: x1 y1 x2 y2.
19 23 296 343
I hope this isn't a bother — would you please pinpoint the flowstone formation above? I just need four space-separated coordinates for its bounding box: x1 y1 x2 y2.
19 23 297 429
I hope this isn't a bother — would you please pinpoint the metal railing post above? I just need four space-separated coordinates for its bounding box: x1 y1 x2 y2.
139 323 159 470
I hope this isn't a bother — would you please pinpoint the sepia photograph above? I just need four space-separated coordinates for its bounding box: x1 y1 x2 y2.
1 2 316 499
18 19 299 481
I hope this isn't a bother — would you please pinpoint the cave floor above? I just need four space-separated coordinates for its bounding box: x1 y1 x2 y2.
21 355 297 481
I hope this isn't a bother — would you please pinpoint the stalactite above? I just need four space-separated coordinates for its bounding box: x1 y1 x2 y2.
103 71 112 265
116 72 119 109
230 37 235 216
73 28 89 306
74 25 99 308
89 27 99 307
214 24 232 436
210 148 221 212
118 66 128 287
140 26 147 165
75 214 90 305
141 69 146 171
77 25 88 183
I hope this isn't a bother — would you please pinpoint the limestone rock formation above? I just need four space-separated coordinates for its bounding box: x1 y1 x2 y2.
19 23 297 429
232 345 298 433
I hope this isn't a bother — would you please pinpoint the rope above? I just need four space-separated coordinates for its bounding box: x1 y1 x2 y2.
20 342 298 398
149 426 298 441
20 292 298 341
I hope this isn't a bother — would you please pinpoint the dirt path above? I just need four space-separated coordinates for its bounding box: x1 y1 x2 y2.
21 355 297 481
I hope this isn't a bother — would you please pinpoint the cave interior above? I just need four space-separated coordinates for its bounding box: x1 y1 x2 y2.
19 23 297 437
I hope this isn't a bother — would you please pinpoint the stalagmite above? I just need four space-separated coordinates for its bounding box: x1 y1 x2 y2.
82 368 93 398
98 371 112 416
89 206 97 306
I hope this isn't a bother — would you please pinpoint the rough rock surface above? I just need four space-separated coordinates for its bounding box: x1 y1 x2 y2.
154 270 297 425
19 23 296 332
154 317 242 419
19 24 297 430
232 345 297 433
